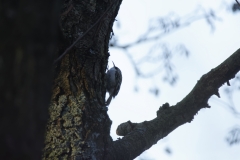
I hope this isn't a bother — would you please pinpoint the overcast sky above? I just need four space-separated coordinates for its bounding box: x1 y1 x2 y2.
107 0 240 159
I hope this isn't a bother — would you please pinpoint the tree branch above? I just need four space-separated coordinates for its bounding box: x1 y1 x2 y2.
111 7 219 49
236 0 240 7
106 48 240 160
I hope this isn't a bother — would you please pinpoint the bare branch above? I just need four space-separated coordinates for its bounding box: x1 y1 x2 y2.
226 125 240 145
110 7 220 86
111 7 220 49
106 48 240 160
236 0 240 7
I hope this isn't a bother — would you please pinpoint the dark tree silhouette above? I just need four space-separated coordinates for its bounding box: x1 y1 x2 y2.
0 0 60 159
0 1 240 160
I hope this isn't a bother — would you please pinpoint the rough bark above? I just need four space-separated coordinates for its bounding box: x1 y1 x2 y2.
0 0 60 159
42 0 122 159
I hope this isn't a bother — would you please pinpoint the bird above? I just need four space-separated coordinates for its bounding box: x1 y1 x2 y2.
105 61 122 106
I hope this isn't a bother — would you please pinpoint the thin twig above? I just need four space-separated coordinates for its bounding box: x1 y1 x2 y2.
113 10 219 49
53 3 114 64
236 0 240 7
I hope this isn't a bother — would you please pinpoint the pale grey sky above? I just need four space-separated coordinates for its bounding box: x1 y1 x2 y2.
108 0 240 160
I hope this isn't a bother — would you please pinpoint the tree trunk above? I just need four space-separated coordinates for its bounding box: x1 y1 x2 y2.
42 1 122 159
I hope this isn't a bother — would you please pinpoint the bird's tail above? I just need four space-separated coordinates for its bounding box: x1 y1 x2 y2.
105 94 113 106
